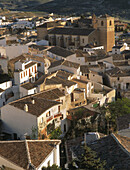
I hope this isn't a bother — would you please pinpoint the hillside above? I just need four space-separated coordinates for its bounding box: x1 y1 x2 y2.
0 0 130 19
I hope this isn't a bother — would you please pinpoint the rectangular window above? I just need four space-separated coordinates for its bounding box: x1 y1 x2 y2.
32 67 33 72
64 124 66 132
41 117 43 123
35 65 37 73
29 68 31 77
24 72 25 77
58 105 60 112
38 63 41 67
82 38 84 43
47 160 50 167
21 73 23 79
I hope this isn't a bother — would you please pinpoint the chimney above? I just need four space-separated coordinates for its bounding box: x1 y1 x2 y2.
31 98 35 104
24 104 28 112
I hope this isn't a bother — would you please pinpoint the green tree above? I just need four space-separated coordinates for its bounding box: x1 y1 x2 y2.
49 127 62 139
69 146 106 170
99 98 130 133
30 125 38 139
42 164 62 170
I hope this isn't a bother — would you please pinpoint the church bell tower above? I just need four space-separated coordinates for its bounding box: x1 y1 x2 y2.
97 14 115 52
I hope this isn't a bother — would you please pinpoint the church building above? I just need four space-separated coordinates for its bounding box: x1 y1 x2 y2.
47 14 115 52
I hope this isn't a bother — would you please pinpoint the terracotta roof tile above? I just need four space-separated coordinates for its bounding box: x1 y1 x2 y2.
48 27 95 36
0 141 28 169
47 46 75 58
10 88 64 117
88 135 130 169
25 61 37 69
114 134 130 152
0 140 61 169
28 140 60 167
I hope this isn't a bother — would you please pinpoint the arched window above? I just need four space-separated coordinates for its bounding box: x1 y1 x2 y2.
101 21 104 26
109 20 112 26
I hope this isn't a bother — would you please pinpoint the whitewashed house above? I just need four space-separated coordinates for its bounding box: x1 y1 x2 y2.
1 88 67 139
47 46 76 60
110 43 129 55
14 59 38 85
19 82 37 98
12 20 34 29
0 140 61 169
0 78 12 107
83 44 104 52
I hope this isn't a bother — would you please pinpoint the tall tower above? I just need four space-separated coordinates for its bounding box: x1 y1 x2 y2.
97 14 115 52
92 13 97 29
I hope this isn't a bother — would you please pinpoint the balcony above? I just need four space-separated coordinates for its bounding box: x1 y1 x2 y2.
71 100 87 108
54 112 62 118
46 112 63 123
46 116 53 123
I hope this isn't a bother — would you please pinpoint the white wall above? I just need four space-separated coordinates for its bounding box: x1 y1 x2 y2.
20 86 37 98
0 38 6 46
0 81 12 90
1 105 37 139
0 91 5 108
0 45 28 59
0 58 8 73
38 144 60 169
14 63 37 85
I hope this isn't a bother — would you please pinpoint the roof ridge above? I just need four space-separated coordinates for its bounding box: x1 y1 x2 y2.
25 140 34 169
111 133 130 157
61 59 66 65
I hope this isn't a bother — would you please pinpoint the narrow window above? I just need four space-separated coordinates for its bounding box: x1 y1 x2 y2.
35 65 37 73
101 21 104 26
58 105 60 112
64 124 66 132
47 160 50 167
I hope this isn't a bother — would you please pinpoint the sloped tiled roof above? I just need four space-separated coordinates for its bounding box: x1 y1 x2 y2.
49 59 64 69
80 65 90 73
105 67 130 77
10 88 64 117
28 140 60 167
114 133 130 152
21 82 36 90
49 59 80 69
56 70 73 80
47 46 75 58
25 61 37 69
88 134 130 170
48 27 95 36
0 141 28 169
29 44 48 51
0 140 61 169
45 76 76 88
